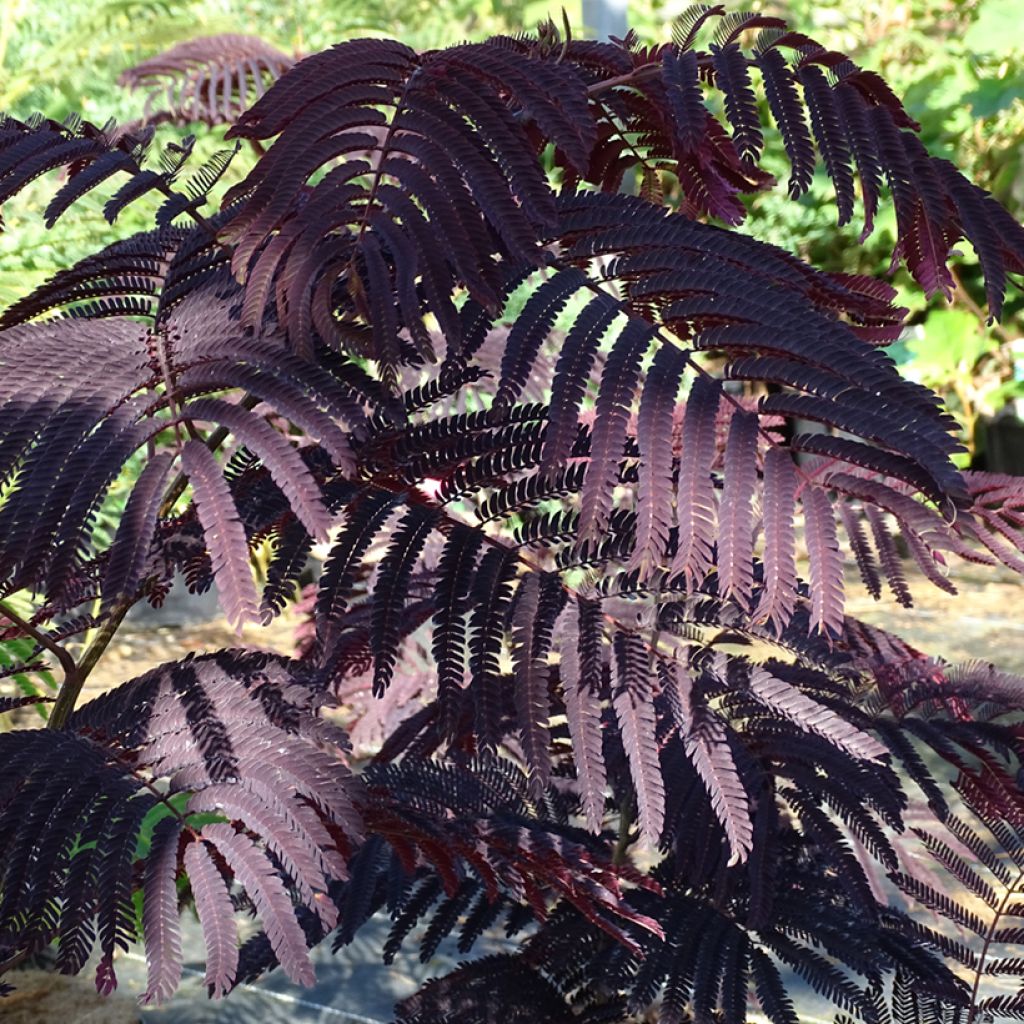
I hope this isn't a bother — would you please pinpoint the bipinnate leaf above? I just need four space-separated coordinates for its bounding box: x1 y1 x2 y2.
711 43 763 162
119 34 294 127
717 409 759 610
496 269 582 410
748 668 887 762
611 632 664 845
142 816 185 1005
578 319 653 545
662 48 708 155
682 703 752 866
468 547 518 757
202 823 316 987
754 447 798 630
183 839 239 998
317 489 399 660
802 484 844 636
101 451 174 613
672 375 722 585
750 948 800 1024
182 397 333 540
510 572 551 795
756 46 814 199
432 525 485 724
371 506 436 697
559 599 607 833
181 439 260 628
6 11 1024 1022
630 344 687 577
542 293 619 470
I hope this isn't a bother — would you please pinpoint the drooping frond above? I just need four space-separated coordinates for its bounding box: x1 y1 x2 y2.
0 271 357 623
556 13 1024 316
119 35 295 126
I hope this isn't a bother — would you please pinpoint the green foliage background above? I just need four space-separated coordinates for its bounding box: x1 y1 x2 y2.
1 0 1023 451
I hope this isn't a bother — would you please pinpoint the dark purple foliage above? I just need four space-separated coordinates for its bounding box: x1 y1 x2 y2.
2 8 1024 1023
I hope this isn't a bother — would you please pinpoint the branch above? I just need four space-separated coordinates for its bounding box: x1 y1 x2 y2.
0 598 79 687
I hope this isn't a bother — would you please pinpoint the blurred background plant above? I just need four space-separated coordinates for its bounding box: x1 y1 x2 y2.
1 0 1022 464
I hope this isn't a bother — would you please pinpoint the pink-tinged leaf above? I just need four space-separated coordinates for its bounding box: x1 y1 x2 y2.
559 599 606 833
902 133 956 300
183 839 238 998
611 632 664 845
802 484 844 636
181 439 260 628
748 667 887 762
182 397 333 540
825 472 951 544
187 785 337 929
754 447 798 631
511 572 551 797
141 816 184 1005
203 822 315 988
901 525 957 595
717 409 759 610
963 514 1024 575
96 956 118 997
671 375 721 584
683 705 752 866
101 451 174 614
578 319 653 545
630 344 687 578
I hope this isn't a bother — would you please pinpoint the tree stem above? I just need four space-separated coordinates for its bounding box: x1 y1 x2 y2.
613 795 635 866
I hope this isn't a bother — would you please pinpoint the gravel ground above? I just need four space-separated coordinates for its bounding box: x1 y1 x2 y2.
845 564 1024 674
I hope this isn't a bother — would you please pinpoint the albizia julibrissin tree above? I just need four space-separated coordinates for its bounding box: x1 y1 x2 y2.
3 8 1024 1021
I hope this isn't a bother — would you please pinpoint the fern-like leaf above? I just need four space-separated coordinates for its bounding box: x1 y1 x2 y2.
559 599 607 833
181 439 260 628
671 374 722 585
611 631 664 844
802 485 844 636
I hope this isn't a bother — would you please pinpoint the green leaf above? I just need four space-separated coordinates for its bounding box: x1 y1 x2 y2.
903 308 993 387
966 73 1024 119
965 0 1024 57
